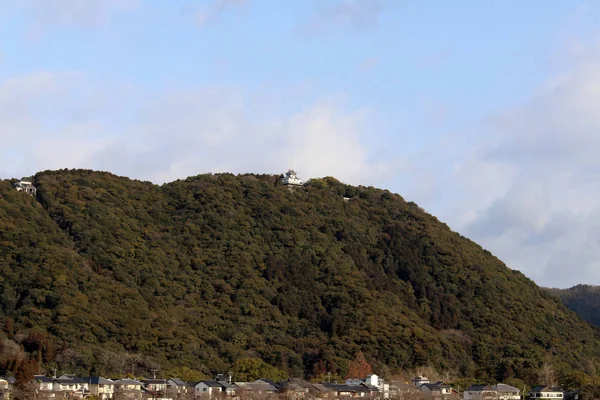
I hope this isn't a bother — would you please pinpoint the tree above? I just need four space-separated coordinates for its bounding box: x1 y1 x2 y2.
15 359 37 388
167 366 209 382
538 363 557 387
559 371 591 391
230 358 287 382
11 382 36 400
347 352 372 379
311 372 344 383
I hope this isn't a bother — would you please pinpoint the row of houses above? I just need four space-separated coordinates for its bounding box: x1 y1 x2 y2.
12 373 391 399
0 373 567 400
412 376 564 400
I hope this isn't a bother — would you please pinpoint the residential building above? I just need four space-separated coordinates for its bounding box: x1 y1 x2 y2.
276 378 312 398
465 385 495 400
13 180 36 196
420 383 459 400
389 381 420 400
143 379 168 392
214 374 232 383
346 374 388 398
34 375 54 392
311 383 334 398
114 378 143 399
412 377 431 388
492 384 521 400
167 378 188 396
235 381 278 397
321 383 370 398
53 375 90 395
0 379 10 400
466 384 521 400
530 386 564 400
195 380 225 396
84 377 115 400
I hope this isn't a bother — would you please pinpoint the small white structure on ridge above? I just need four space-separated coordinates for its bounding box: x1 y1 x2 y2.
14 180 37 196
281 169 303 187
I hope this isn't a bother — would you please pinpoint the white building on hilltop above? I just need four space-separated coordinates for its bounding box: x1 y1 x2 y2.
14 180 36 196
281 169 303 187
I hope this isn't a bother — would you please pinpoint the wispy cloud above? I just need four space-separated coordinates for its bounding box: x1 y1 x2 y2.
442 46 600 287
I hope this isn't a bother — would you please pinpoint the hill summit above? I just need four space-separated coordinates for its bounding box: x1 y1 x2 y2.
0 169 598 382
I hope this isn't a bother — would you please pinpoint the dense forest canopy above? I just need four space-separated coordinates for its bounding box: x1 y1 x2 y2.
0 169 599 385
545 285 600 328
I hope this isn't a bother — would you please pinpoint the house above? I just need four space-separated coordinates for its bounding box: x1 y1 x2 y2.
0 379 9 399
195 380 225 396
465 385 495 400
215 374 232 383
83 377 115 399
493 384 521 400
389 381 420 400
235 381 279 397
219 381 238 396
114 378 144 399
281 170 303 187
276 378 312 398
311 383 334 398
167 378 188 395
420 383 459 400
412 376 431 388
466 384 521 400
346 374 388 398
34 375 54 392
530 386 564 400
321 383 371 398
143 379 168 392
54 375 90 394
13 180 36 196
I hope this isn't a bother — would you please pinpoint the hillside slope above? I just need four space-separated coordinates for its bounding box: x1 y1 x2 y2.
0 169 599 383
546 285 600 327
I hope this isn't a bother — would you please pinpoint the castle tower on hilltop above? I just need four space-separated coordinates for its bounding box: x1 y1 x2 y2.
281 169 303 187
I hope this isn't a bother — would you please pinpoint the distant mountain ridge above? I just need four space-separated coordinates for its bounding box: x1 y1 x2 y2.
0 169 599 383
544 285 600 327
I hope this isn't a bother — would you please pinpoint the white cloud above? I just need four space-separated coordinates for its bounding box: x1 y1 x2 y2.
442 51 600 288
0 72 389 189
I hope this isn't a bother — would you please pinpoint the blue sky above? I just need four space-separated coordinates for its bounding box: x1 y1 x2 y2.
1 0 599 287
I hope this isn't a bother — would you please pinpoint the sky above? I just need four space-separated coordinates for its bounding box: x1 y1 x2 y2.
1 0 599 288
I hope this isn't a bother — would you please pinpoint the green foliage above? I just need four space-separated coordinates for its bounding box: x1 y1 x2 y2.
545 285 600 327
231 358 287 382
576 385 600 400
0 169 599 385
559 371 592 391
167 366 209 382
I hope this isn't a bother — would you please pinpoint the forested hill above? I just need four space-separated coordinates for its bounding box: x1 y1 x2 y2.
1 169 599 383
545 285 600 328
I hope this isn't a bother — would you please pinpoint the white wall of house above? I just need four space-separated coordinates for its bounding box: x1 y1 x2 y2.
195 382 221 396
531 392 564 399
465 389 495 400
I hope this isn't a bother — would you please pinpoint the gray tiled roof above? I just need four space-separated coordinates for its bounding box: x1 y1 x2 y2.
169 378 186 386
493 384 520 392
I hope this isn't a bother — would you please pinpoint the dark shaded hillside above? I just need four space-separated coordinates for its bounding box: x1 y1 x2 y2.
1 169 599 383
545 285 600 327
